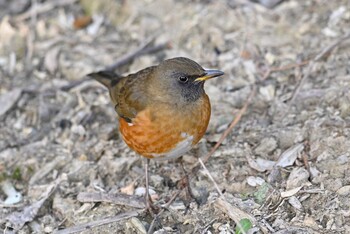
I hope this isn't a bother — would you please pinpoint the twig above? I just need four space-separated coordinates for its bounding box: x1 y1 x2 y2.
105 39 172 71
314 31 350 61
54 210 142 234
15 0 78 21
261 60 309 80
198 159 223 197
59 40 171 92
290 31 350 103
179 85 256 190
202 85 257 164
198 158 256 233
200 218 218 234
147 190 181 234
77 192 145 209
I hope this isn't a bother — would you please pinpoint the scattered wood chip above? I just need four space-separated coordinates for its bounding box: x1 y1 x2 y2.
246 154 275 172
215 198 256 226
0 88 22 117
280 186 303 198
44 46 61 74
288 196 303 210
54 210 142 234
198 158 256 232
286 167 310 190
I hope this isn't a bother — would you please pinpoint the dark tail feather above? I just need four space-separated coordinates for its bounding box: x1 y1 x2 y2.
87 71 122 89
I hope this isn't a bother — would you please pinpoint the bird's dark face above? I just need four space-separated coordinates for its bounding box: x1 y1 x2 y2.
153 57 224 103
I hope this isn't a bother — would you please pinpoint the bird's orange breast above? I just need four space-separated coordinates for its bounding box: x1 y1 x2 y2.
119 95 211 159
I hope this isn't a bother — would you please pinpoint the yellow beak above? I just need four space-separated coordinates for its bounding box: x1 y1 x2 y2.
195 69 224 82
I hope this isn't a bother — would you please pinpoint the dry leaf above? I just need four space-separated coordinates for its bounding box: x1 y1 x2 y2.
280 186 303 198
246 152 275 172
288 196 303 210
276 143 304 168
44 46 61 74
73 15 93 29
120 182 135 195
0 88 22 117
286 167 310 190
0 16 16 48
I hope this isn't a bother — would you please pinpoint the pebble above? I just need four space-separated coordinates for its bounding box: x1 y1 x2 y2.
337 185 350 196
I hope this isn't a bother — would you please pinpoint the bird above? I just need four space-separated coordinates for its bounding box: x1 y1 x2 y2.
88 57 224 212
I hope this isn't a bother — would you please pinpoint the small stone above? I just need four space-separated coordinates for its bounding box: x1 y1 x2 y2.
259 84 275 102
150 174 164 188
247 176 265 187
130 217 147 234
254 137 278 156
212 222 223 230
303 215 319 229
288 196 303 210
337 186 350 196
134 187 158 201
265 52 276 65
336 154 349 165
44 226 54 233
71 124 86 136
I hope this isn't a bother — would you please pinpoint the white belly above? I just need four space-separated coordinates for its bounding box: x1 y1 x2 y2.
151 133 194 160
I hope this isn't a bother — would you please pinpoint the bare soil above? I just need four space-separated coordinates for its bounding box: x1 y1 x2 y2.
1 0 350 233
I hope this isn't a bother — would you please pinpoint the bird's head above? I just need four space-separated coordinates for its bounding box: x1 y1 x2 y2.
151 57 224 104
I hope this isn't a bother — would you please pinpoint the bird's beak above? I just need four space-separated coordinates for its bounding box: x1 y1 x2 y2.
195 69 224 82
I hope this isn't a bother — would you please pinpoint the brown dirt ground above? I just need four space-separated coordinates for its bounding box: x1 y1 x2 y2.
1 0 350 233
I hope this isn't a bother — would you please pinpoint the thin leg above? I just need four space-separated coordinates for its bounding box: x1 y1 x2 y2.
176 158 199 212
145 158 152 205
179 160 195 200
144 158 158 215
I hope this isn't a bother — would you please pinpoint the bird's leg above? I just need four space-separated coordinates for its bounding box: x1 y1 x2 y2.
144 158 158 215
176 157 198 210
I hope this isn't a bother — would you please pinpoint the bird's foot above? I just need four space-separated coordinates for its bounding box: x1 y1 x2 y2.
176 175 200 213
144 192 160 216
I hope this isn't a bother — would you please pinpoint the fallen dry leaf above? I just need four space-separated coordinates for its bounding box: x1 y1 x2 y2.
0 88 22 117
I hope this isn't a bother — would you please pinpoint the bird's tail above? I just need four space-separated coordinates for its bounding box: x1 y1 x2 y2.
87 70 122 89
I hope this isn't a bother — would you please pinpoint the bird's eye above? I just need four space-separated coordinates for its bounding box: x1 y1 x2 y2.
178 76 188 83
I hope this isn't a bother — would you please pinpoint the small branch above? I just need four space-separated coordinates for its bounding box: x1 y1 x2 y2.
290 31 350 103
181 85 256 190
261 60 309 81
147 190 181 234
59 41 171 92
105 39 172 71
54 210 142 234
77 192 145 209
43 40 171 93
15 0 78 21
314 31 350 61
202 86 257 164
198 158 256 233
198 158 223 197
